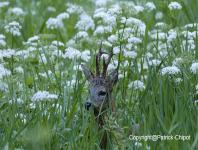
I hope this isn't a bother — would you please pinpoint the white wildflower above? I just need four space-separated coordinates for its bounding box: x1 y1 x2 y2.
81 50 91 62
155 22 167 28
75 13 95 31
64 47 81 59
25 35 39 47
108 35 118 43
94 26 105 35
181 31 196 40
161 66 180 75
190 62 198 74
73 65 82 71
0 81 8 92
66 3 83 14
31 91 58 102
4 21 22 36
113 46 120 54
175 78 183 84
128 37 142 44
148 59 161 66
47 6 56 12
15 66 24 73
145 2 156 11
0 2 9 8
155 11 163 20
0 49 15 58
74 31 88 39
128 80 145 91
124 50 137 59
56 12 69 20
172 57 183 66
134 5 144 13
0 34 6 47
182 39 195 51
9 98 24 104
0 64 11 78
9 7 24 16
103 40 112 47
168 2 182 10
167 29 177 43
149 31 167 40
196 84 198 92
95 0 108 7
66 39 75 47
46 17 64 29
121 17 146 35
39 53 47 64
51 40 64 47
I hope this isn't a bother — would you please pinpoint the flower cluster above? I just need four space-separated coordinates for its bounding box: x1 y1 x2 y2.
4 21 22 36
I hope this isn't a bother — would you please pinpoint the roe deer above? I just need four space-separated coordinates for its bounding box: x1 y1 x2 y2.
81 44 118 149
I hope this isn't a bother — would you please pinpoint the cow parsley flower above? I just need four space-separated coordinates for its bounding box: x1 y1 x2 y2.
0 2 9 8
128 80 145 91
0 34 6 47
155 11 163 20
196 84 198 94
121 17 146 35
24 35 40 47
56 12 69 20
112 46 121 54
66 3 83 14
95 0 108 7
128 37 142 44
161 66 180 75
0 64 11 78
74 31 88 39
190 62 198 74
81 50 91 62
64 47 81 59
108 34 118 43
4 21 22 36
94 26 105 35
51 40 64 47
8 7 25 16
75 13 95 31
148 59 161 66
134 5 144 13
0 81 8 92
15 66 24 73
124 50 137 59
168 2 182 10
167 29 177 43
145 2 156 11
0 49 16 58
31 91 58 102
46 17 64 29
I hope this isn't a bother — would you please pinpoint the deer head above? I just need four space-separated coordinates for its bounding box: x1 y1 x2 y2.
81 44 118 112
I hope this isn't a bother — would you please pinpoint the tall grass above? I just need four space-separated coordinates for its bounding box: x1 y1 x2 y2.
0 0 197 150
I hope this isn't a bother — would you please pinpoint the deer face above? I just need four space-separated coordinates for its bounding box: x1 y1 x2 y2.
82 46 118 110
89 77 108 107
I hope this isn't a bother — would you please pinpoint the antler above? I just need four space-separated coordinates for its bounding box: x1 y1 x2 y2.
102 47 114 77
96 42 103 76
96 42 108 76
96 43 114 77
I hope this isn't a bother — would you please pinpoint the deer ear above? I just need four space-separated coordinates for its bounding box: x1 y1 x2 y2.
81 65 94 81
108 69 118 86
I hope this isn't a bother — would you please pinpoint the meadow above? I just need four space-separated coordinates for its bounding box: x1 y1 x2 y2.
0 0 198 149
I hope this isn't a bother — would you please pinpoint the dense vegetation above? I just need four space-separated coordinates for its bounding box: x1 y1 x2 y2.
0 0 197 149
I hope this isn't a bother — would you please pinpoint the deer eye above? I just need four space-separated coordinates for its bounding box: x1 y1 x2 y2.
98 91 106 96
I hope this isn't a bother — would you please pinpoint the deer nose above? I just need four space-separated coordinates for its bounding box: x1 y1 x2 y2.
85 101 92 110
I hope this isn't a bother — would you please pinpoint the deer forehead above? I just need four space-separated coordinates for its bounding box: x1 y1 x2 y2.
90 77 109 87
